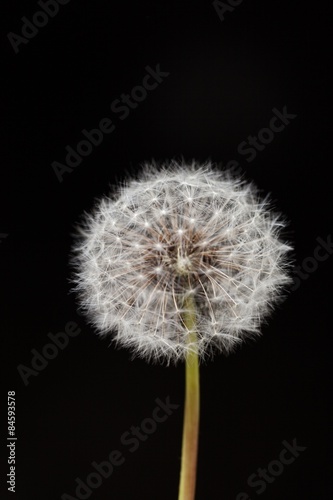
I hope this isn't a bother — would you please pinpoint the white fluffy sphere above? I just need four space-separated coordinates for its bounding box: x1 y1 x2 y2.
71 162 292 363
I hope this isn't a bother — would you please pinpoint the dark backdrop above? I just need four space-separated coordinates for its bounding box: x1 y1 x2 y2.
0 1 331 499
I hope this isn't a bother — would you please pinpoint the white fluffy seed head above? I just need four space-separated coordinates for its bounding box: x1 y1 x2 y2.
70 161 293 364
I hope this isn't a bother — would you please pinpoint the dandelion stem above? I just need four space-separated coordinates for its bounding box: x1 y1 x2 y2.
178 295 200 500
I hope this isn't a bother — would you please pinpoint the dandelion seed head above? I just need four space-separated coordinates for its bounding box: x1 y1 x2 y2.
71 161 293 364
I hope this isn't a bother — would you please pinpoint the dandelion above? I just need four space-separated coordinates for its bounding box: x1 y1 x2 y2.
71 160 292 500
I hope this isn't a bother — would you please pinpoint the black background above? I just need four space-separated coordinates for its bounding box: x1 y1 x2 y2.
0 1 331 499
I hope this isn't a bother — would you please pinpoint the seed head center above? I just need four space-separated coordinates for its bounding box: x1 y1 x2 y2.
175 247 192 275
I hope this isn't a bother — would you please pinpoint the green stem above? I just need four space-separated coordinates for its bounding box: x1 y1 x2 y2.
178 295 200 500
